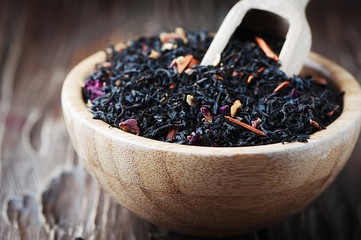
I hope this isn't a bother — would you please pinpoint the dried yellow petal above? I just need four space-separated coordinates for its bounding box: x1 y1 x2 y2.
149 50 161 59
159 32 179 43
185 68 195 74
162 42 177 50
231 100 242 117
175 27 188 43
186 95 196 107
174 56 184 65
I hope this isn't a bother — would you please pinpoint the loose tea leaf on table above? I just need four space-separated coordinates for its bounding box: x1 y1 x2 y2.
83 28 343 147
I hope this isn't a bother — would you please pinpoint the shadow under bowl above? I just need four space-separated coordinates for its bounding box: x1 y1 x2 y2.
61 51 361 237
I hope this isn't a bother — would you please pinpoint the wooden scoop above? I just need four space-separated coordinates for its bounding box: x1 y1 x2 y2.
201 0 311 77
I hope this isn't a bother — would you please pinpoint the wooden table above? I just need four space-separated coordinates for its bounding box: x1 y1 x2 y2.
1 0 361 239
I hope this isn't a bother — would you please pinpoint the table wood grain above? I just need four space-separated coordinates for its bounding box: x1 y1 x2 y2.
1 0 361 239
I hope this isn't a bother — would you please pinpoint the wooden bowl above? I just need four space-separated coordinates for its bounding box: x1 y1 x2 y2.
61 51 361 237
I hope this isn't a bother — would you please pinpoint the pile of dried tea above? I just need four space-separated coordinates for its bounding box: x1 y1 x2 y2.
83 28 343 147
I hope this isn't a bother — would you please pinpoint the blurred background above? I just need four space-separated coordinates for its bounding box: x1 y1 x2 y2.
1 0 361 239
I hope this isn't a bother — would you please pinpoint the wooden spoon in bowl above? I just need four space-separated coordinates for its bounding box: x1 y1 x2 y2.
201 0 311 77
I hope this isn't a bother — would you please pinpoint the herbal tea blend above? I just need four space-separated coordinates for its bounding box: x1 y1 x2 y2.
83 28 342 147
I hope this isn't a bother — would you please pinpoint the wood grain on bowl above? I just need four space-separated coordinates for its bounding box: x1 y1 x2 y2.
61 51 361 236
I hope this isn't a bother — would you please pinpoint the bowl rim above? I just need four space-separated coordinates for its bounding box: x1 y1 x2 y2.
61 51 361 156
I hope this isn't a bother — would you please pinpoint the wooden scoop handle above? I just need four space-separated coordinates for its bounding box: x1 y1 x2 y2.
201 0 312 76
291 0 310 9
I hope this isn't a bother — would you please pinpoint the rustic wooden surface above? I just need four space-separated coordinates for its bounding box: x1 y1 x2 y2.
1 0 361 239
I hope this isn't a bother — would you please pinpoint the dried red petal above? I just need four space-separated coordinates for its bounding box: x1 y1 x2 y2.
274 81 290 93
309 119 320 130
84 79 104 101
188 58 200 68
188 131 202 145
314 77 328 85
167 127 179 140
247 67 265 84
168 59 177 68
327 105 340 116
141 43 148 55
255 37 280 61
251 118 262 128
290 88 301 98
225 116 266 136
177 55 194 74
200 107 213 123
119 119 140 135
213 74 223 81
218 105 229 115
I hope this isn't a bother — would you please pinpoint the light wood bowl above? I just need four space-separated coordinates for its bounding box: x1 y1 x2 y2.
61 51 361 237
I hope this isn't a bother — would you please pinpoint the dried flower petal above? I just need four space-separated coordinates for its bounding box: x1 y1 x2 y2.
188 131 202 145
186 95 196 107
141 43 148 55
188 58 200 68
274 81 290 93
184 68 195 74
255 37 280 61
175 27 188 43
149 50 161 59
225 116 266 136
86 99 92 107
160 28 188 44
102 62 112 68
233 71 244 79
314 77 328 85
168 59 177 68
251 118 262 128
162 43 177 50
177 55 194 74
231 100 242 117
309 119 320 130
174 56 184 65
167 127 179 140
290 88 301 98
247 75 254 84
119 119 140 135
213 74 223 80
116 42 126 52
201 107 213 123
159 32 180 43
247 67 265 83
219 105 229 115
84 79 104 101
327 105 340 116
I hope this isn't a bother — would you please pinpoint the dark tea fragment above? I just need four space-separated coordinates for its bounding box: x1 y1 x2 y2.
83 28 343 147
